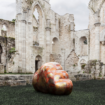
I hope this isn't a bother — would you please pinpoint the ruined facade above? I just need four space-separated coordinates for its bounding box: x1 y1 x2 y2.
0 0 105 78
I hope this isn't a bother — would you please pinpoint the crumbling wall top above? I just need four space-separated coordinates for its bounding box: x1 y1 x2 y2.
89 0 105 13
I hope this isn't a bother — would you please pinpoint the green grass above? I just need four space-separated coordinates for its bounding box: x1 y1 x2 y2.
0 80 105 105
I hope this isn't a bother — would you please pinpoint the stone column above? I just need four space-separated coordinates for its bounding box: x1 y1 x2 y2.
70 22 75 50
16 0 22 14
46 19 51 62
26 8 33 73
18 8 27 73
14 0 23 73
26 22 33 73
94 12 100 60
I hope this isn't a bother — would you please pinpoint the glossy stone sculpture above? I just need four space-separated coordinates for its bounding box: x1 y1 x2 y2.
32 62 73 95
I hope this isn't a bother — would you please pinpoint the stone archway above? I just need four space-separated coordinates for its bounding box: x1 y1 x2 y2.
35 55 42 72
80 36 88 56
32 2 45 46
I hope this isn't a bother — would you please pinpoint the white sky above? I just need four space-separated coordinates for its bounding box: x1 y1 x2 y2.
0 0 90 30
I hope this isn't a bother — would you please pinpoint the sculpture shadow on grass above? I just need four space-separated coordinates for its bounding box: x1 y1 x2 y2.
32 62 73 95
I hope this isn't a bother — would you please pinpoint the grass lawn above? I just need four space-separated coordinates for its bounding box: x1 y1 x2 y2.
0 79 105 105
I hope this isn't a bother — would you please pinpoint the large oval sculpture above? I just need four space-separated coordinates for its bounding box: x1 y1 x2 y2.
32 62 73 95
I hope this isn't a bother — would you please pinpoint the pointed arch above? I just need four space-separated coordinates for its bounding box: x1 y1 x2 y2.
32 1 45 46
32 1 44 18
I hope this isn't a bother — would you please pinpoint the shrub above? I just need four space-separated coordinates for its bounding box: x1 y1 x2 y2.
9 47 16 54
4 69 6 73
81 64 86 69
73 64 76 67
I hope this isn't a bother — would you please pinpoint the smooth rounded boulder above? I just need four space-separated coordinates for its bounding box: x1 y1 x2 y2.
32 62 73 95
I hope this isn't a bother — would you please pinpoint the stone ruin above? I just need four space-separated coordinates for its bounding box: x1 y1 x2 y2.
0 0 104 82
74 60 105 81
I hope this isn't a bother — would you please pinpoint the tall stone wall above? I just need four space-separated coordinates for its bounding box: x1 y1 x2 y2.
0 19 15 38
0 36 15 73
2 0 105 78
89 0 105 64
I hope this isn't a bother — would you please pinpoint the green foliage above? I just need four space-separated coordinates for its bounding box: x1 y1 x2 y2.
4 69 6 73
81 64 86 69
30 1 33 4
99 74 102 77
33 15 35 18
12 19 16 22
73 64 76 67
89 60 97 67
9 47 16 54
13 62 15 65
8 37 15 40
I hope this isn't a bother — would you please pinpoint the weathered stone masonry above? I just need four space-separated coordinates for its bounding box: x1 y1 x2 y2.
0 0 105 80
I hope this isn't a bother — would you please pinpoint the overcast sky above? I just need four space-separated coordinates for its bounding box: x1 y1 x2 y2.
0 0 90 30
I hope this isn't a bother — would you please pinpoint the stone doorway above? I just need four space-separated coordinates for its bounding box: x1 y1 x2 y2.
35 55 42 72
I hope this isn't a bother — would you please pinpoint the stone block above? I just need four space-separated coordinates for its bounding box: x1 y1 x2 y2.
0 76 4 80
10 81 18 87
70 77 76 81
18 76 24 80
102 77 105 80
4 76 9 80
4 80 11 86
0 64 4 73
7 80 13 86
9 76 18 80
28 80 32 85
0 80 4 86
17 80 26 86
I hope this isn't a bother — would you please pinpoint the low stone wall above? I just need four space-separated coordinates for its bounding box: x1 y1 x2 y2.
74 73 105 81
0 74 33 86
74 74 92 81
0 74 105 87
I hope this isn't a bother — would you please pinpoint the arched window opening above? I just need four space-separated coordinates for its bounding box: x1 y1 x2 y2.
2 25 7 31
33 5 43 46
52 37 59 54
73 39 75 50
0 44 2 63
1 25 7 37
80 37 87 45
80 36 88 56
33 8 39 23
35 55 42 72
52 37 58 44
